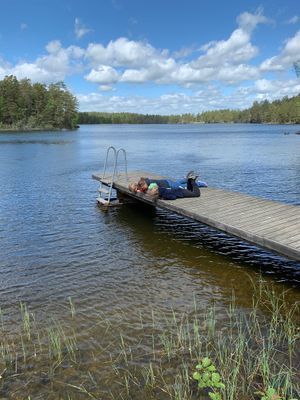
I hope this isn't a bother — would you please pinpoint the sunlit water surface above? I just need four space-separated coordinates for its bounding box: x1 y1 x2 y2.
0 124 299 398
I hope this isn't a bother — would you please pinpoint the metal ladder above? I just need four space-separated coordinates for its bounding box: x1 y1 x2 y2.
97 146 129 207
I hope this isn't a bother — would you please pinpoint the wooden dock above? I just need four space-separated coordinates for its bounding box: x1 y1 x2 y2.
92 170 300 262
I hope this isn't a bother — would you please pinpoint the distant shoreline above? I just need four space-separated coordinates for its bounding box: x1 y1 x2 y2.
0 126 79 133
0 122 299 133
78 122 300 125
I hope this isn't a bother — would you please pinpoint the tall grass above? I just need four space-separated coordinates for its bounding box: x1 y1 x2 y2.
0 283 299 399
107 280 299 400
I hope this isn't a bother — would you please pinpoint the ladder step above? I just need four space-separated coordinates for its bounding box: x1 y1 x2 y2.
97 197 109 206
97 197 121 207
98 187 111 194
100 181 111 186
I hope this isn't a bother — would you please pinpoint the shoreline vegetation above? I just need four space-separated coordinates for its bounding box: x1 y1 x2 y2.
0 75 299 132
0 280 299 399
0 126 78 132
0 76 78 132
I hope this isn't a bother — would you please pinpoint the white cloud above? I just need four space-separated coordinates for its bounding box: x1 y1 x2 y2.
191 9 270 71
163 64 213 84
172 46 196 59
100 85 115 91
10 62 60 82
85 65 119 84
74 18 91 39
236 8 271 33
284 16 299 25
284 31 300 54
121 58 176 83
85 37 165 68
0 40 84 83
190 28 259 77
216 64 259 82
260 30 300 72
36 41 84 78
254 78 300 98
45 40 62 54
120 68 149 83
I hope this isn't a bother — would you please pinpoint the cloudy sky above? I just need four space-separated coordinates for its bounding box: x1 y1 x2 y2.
0 0 300 114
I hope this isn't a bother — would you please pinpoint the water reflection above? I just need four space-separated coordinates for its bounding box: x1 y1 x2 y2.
115 203 299 275
0 139 74 145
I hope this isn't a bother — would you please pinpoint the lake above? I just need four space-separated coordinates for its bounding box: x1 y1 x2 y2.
0 124 299 399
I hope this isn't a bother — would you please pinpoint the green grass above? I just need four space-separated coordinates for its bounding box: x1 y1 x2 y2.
0 282 299 399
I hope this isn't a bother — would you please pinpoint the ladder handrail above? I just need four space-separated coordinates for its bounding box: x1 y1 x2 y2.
116 148 129 183
98 146 128 206
102 146 117 179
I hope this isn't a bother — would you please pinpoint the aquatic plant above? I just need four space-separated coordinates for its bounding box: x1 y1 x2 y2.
256 386 299 400
193 357 225 399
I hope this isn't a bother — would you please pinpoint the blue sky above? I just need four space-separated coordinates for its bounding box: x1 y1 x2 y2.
0 0 299 114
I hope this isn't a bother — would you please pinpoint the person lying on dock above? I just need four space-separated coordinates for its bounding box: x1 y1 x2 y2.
128 182 142 193
136 171 207 193
146 177 201 200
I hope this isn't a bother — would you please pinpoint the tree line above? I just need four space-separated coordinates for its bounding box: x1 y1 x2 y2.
78 111 170 124
79 94 300 125
0 75 78 130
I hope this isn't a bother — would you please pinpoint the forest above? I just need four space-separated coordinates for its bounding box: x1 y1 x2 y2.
78 94 300 125
0 75 78 130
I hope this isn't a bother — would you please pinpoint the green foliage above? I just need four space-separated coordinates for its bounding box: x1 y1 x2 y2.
193 357 225 399
78 111 171 124
256 386 299 400
0 75 78 130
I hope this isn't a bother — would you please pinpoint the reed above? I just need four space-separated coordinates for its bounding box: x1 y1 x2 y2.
20 302 31 340
108 280 299 400
0 281 299 399
68 297 76 318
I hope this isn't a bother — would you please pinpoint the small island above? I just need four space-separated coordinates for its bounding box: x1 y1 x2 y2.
0 75 78 131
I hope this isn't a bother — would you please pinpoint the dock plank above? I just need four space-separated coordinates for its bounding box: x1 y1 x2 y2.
251 216 300 235
227 210 300 231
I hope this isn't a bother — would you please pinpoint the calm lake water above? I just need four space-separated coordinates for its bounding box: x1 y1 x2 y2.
0 124 299 398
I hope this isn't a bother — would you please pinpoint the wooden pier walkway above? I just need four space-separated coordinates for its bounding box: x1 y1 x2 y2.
92 170 300 262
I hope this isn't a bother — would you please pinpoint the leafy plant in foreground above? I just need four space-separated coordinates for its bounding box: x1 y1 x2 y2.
193 357 225 400
256 386 299 400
